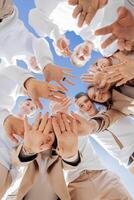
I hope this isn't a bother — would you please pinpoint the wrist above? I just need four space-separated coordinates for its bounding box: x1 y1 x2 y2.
61 149 78 161
43 63 53 73
22 144 36 156
24 77 35 90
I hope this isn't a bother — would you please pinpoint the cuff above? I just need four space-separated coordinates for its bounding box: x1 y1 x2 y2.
62 151 81 167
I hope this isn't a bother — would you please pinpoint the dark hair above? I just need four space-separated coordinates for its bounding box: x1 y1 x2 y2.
87 85 113 110
25 98 32 101
75 92 89 101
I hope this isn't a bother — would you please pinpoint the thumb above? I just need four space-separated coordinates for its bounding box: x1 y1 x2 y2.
117 7 133 26
33 98 43 110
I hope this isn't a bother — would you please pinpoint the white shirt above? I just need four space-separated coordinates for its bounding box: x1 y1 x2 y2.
0 6 53 71
64 136 105 184
29 0 87 42
93 116 134 167
29 0 134 57
0 64 33 125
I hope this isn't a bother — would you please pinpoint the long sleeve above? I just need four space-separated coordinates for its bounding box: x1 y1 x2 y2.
29 8 63 43
0 65 33 125
0 6 53 71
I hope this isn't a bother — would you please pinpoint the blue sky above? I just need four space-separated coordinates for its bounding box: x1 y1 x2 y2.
14 0 134 197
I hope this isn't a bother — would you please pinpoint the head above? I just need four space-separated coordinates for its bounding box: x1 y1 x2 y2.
56 37 72 57
42 130 56 151
75 92 97 116
27 56 41 72
96 57 112 70
71 41 93 67
87 86 111 103
19 99 36 117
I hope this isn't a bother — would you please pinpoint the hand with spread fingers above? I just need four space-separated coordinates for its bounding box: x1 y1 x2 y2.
69 0 108 27
24 78 66 109
4 115 24 144
52 113 78 160
50 97 73 114
81 71 110 91
104 52 134 86
70 112 91 136
95 7 134 50
56 38 72 57
23 112 55 154
43 63 75 91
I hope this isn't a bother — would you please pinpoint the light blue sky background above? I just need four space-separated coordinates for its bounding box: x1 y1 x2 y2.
14 0 134 197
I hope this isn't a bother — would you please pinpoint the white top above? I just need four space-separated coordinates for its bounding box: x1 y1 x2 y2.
93 116 134 167
29 0 88 42
81 0 134 56
0 6 53 71
29 0 134 57
64 136 105 184
0 64 32 125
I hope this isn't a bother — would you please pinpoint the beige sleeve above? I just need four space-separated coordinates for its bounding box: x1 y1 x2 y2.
91 109 124 132
11 144 38 167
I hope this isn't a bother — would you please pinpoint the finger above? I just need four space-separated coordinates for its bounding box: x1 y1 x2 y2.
117 39 126 51
125 40 132 51
48 95 63 102
101 35 117 49
57 113 66 132
24 116 31 133
64 79 75 86
95 25 113 35
62 67 72 72
78 11 87 27
72 5 82 18
116 78 128 86
33 113 42 130
117 7 134 26
9 133 19 144
62 114 71 132
56 81 68 92
43 118 52 135
85 9 96 25
39 112 49 132
49 90 66 98
62 113 74 123
71 112 82 124
48 84 66 92
72 119 77 135
33 98 43 110
108 74 123 83
113 52 128 62
62 97 72 107
68 0 78 5
63 73 76 78
52 117 61 138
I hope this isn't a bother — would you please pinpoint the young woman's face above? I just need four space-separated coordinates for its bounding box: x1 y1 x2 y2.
76 95 97 116
20 100 36 116
87 87 111 103
43 131 55 150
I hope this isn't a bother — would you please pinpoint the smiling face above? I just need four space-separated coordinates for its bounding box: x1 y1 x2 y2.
76 95 97 116
20 99 36 116
87 86 111 103
71 41 93 67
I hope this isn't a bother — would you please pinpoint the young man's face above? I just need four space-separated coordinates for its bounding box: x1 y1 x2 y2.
76 95 97 116
20 100 36 116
